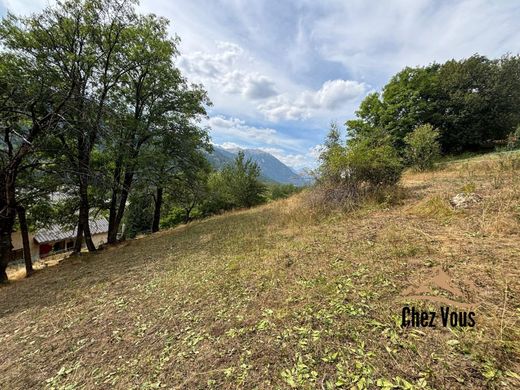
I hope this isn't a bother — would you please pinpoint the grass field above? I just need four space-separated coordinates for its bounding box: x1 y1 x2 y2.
1 152 519 389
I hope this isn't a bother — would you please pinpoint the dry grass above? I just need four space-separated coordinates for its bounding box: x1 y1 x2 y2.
0 151 519 389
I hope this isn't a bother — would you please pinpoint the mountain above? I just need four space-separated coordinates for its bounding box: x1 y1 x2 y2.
207 146 307 186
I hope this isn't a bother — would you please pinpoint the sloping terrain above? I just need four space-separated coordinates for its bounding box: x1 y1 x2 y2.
0 152 519 389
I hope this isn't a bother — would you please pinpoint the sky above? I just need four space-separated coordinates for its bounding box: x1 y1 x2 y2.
2 0 520 170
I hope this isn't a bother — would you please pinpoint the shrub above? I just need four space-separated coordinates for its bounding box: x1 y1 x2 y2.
201 152 266 214
404 124 441 171
267 183 301 201
343 137 403 187
315 127 404 210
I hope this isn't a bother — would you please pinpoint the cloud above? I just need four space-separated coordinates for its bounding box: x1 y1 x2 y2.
257 145 323 169
218 141 242 150
220 71 278 99
308 144 324 160
309 80 366 110
257 95 310 122
243 75 278 99
258 79 367 121
179 41 278 101
207 115 298 148
308 1 520 84
178 41 242 78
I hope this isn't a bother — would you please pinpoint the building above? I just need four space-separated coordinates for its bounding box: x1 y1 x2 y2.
10 218 109 261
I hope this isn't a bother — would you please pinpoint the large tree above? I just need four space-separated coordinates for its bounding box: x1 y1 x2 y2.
347 54 520 154
104 14 210 243
0 49 73 281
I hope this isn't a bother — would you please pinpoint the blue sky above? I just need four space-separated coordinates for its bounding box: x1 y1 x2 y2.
2 0 520 169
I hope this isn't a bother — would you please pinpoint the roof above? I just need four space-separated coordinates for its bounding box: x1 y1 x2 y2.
34 217 109 244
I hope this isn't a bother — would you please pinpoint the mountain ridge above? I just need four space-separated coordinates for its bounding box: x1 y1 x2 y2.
207 146 308 186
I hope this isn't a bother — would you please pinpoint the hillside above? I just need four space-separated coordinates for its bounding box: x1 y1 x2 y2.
208 146 308 186
1 152 519 389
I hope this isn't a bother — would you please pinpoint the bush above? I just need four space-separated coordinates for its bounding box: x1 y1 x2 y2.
343 137 403 187
200 153 266 214
404 124 441 171
267 183 301 201
315 126 404 210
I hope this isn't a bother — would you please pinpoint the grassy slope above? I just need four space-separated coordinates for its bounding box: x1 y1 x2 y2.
1 152 519 389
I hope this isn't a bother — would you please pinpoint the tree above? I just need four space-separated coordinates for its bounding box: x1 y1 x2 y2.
0 49 72 281
4 0 144 253
139 119 211 233
220 151 266 208
168 168 210 224
319 122 347 183
346 54 520 154
2 0 211 262
103 13 209 243
404 124 441 171
124 190 154 239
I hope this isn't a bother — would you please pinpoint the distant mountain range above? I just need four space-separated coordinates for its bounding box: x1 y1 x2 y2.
207 146 310 186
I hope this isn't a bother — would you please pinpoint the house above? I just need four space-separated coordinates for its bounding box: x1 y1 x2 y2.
10 217 109 262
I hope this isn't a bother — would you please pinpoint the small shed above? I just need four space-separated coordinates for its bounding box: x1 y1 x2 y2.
33 217 109 258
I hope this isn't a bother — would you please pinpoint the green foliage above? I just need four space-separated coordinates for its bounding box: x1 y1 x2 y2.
344 135 403 188
125 192 154 238
505 125 520 151
320 124 403 189
346 54 520 154
404 124 441 171
319 122 345 182
220 151 266 208
266 183 301 201
316 124 403 209
201 171 235 215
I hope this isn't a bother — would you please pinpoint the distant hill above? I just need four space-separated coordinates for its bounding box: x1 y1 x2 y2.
207 146 308 186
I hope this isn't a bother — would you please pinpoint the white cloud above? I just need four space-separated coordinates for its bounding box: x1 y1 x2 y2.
258 79 367 121
310 80 366 110
218 141 242 151
309 1 520 82
257 95 310 122
257 145 323 169
309 144 324 160
207 115 299 148
179 41 278 101
220 71 278 99
243 75 278 99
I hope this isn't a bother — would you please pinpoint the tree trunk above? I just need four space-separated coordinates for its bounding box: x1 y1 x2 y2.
108 160 136 244
73 220 84 253
184 202 195 224
74 146 96 253
151 187 163 233
16 205 33 276
107 157 123 244
0 215 15 283
0 171 17 282
112 170 134 239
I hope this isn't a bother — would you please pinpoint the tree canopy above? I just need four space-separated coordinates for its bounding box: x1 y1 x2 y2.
347 54 520 154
